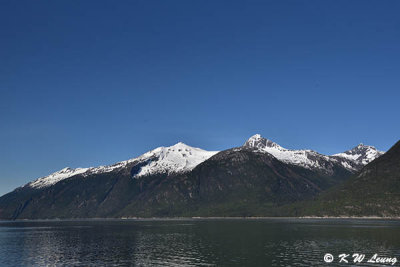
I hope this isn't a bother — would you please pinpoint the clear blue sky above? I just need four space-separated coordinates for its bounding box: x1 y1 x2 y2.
1 0 399 196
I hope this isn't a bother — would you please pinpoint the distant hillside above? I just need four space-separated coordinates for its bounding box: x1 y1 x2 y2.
299 140 400 217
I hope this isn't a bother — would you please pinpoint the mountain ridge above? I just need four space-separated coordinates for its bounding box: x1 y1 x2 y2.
243 134 383 173
0 134 390 220
22 134 383 192
26 142 219 189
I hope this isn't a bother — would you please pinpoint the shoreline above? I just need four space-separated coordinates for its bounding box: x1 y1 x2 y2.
1 216 400 222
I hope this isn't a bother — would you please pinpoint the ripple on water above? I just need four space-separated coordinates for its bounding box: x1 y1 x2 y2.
0 219 399 266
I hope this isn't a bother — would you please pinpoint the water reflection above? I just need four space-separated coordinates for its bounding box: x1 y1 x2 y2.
0 219 399 266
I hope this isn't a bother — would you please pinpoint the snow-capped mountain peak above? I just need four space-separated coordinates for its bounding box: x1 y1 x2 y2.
244 134 283 150
243 134 331 171
243 134 385 173
333 143 384 166
28 142 219 189
132 142 219 178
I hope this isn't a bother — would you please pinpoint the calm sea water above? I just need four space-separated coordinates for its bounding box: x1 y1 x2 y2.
0 218 399 266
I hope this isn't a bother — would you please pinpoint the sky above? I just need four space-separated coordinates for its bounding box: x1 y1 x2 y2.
1 0 399 196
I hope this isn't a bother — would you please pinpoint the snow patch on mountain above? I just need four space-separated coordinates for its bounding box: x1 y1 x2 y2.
243 134 384 172
28 143 218 188
29 167 90 188
132 142 219 178
243 134 332 171
333 143 384 166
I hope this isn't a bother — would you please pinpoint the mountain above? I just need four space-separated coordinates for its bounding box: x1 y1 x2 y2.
0 142 219 219
121 146 354 217
300 140 400 217
0 135 386 219
28 142 219 189
331 143 384 171
243 134 383 173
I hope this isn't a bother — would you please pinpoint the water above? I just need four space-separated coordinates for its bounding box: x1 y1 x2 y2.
0 218 399 266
